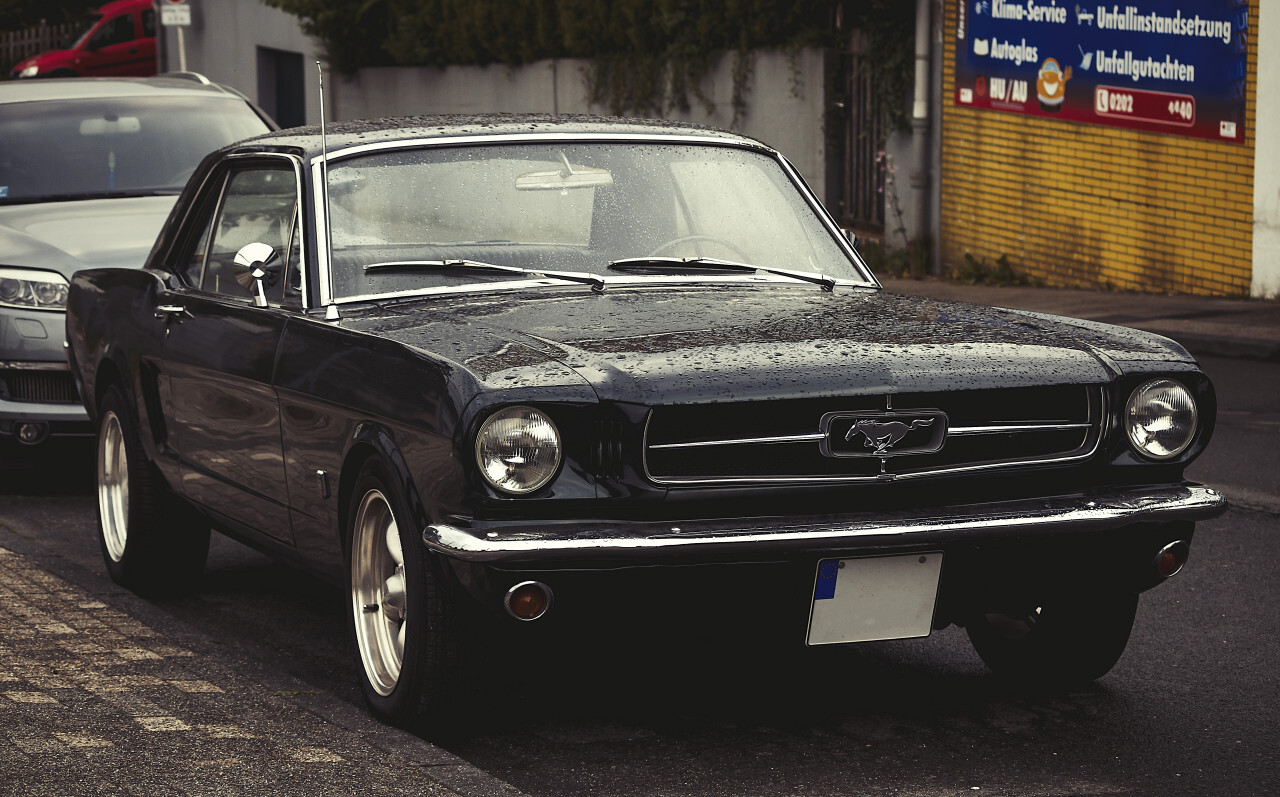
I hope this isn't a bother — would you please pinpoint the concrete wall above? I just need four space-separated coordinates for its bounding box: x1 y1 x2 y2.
161 1 831 202
159 1 324 126
330 50 832 203
1255 4 1279 299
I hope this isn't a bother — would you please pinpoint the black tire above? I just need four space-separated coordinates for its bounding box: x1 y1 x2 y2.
96 384 209 597
965 591 1139 685
346 458 459 729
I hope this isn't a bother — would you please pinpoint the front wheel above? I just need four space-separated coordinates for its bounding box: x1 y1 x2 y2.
347 459 459 728
96 385 209 596
965 591 1139 685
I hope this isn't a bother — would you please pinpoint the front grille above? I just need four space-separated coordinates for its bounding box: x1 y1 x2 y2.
643 385 1104 484
0 369 80 404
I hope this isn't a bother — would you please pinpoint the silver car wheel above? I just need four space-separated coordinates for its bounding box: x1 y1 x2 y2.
351 489 408 697
97 410 129 563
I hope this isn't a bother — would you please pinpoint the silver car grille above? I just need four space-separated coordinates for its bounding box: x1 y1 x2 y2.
643 385 1105 484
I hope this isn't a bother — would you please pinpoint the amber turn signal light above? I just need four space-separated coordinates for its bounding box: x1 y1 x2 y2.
504 581 553 621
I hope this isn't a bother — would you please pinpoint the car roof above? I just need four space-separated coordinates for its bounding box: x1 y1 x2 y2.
94 0 152 15
0 75 248 105
236 113 770 158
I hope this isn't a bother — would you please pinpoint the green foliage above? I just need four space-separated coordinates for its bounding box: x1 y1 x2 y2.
844 0 915 137
953 253 1042 287
267 1 864 116
859 240 910 278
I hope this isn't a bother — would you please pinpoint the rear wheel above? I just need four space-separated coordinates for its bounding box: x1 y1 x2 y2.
96 385 209 596
347 458 459 729
965 591 1139 685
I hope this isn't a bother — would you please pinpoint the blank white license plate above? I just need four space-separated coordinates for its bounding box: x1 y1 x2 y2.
806 553 943 645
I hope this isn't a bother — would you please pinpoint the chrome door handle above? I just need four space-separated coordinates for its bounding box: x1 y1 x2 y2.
155 305 190 319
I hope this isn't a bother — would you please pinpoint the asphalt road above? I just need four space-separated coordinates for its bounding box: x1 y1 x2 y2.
1 354 1276 796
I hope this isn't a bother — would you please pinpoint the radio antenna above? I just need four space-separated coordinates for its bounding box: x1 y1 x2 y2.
317 61 339 321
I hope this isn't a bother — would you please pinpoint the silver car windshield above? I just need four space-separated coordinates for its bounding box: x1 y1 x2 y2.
326 142 864 300
0 97 269 203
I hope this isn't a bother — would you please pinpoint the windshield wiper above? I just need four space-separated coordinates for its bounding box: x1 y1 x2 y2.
607 256 847 291
363 259 607 291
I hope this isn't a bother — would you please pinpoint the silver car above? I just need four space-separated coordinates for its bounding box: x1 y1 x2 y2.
0 75 273 454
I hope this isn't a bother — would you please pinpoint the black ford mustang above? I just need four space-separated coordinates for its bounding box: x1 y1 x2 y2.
64 115 1225 728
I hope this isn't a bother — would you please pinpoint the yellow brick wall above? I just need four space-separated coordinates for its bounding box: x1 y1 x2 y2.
940 0 1258 296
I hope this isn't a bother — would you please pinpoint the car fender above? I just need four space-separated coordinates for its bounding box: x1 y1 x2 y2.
338 421 431 557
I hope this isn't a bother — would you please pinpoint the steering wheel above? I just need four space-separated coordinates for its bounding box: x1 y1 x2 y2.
648 234 750 261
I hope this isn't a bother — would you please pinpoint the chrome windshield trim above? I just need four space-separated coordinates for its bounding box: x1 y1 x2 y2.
422 484 1227 563
307 132 880 309
310 132 778 165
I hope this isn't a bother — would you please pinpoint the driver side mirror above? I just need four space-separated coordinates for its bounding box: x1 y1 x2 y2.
233 242 281 308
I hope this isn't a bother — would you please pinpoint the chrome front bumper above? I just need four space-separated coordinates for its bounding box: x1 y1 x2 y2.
423 483 1228 564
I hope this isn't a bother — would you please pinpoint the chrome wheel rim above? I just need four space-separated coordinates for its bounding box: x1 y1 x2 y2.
97 411 129 563
351 489 407 697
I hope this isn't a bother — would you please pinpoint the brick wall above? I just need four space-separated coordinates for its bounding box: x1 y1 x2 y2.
940 1 1259 297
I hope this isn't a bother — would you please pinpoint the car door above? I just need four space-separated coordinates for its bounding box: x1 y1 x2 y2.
157 159 303 543
80 6 154 77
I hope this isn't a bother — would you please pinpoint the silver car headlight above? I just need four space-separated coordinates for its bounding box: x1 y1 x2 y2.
475 406 562 495
18 65 38 78
1125 379 1197 460
0 267 70 310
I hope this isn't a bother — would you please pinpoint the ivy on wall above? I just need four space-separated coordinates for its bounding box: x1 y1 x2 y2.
266 0 912 130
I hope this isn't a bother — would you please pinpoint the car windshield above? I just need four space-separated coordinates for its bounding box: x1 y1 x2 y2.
325 142 865 300
0 96 268 203
69 14 104 50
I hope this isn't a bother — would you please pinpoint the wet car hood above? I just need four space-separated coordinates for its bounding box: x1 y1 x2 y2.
347 284 1194 404
0 196 177 278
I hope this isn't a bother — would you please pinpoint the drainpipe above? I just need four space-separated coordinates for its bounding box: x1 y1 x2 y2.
910 0 934 275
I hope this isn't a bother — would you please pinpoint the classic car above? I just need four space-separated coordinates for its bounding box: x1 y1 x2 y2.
0 74 274 458
64 115 1226 728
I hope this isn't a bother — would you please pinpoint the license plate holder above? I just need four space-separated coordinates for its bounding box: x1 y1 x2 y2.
806 553 943 645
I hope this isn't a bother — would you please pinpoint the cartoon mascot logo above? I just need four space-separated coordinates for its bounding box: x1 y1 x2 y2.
1036 58 1072 111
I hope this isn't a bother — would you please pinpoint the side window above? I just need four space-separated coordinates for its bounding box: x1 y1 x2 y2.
141 9 155 38
194 166 300 304
88 14 135 49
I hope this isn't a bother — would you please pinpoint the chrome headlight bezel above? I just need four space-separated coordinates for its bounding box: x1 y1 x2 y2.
1124 378 1198 461
474 405 563 496
0 267 70 311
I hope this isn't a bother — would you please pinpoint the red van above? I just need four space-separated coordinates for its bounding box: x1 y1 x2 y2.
11 0 156 79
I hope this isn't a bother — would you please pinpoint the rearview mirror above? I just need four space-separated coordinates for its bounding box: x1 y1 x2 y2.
80 117 141 136
516 151 613 191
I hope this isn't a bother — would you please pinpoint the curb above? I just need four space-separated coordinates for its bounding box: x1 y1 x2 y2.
0 526 525 797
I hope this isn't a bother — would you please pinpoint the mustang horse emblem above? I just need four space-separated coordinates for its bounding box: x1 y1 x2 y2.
846 418 936 454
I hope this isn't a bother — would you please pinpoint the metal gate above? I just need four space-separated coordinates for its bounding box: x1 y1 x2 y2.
833 39 886 237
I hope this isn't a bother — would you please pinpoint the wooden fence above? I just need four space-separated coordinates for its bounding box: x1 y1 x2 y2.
2 21 81 74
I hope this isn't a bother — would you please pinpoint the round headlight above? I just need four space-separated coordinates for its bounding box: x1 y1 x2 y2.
1125 379 1197 460
475 406 562 495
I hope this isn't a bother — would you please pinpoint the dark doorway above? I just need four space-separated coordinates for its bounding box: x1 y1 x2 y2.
257 46 305 129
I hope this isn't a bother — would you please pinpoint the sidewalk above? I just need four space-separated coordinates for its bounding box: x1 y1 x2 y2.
880 277 1280 363
0 533 524 797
